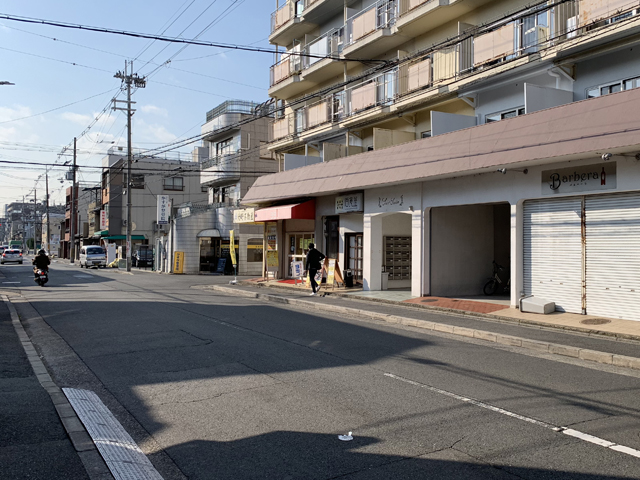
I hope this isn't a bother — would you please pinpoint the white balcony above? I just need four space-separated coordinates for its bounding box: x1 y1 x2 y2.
201 154 242 187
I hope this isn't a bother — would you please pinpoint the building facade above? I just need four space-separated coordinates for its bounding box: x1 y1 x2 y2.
97 148 208 264
167 100 278 275
244 0 640 322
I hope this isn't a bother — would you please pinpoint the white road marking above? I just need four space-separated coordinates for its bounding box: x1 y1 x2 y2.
73 275 93 278
2 282 20 284
385 372 640 459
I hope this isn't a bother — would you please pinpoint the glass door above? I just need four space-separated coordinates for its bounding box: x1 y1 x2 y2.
346 233 363 282
287 233 314 277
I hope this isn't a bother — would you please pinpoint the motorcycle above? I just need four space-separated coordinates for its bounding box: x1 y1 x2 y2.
33 268 48 287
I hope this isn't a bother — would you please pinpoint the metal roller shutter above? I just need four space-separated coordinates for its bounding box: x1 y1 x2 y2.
523 198 583 313
585 193 640 320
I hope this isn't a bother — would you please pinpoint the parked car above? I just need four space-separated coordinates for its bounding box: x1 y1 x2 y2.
132 249 154 267
0 245 8 255
79 246 107 268
1 249 23 264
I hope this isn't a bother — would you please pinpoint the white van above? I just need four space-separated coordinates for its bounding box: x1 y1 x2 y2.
79 246 107 268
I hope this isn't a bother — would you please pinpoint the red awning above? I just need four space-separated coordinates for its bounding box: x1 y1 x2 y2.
254 200 315 222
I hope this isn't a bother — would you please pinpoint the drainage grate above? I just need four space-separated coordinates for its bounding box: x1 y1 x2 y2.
580 318 612 325
421 299 438 303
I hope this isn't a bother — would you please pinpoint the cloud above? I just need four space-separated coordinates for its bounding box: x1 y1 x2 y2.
136 120 177 143
140 105 168 117
60 112 93 125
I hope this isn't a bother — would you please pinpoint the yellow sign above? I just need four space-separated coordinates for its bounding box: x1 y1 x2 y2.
173 251 184 274
266 251 279 268
327 258 336 286
230 230 237 266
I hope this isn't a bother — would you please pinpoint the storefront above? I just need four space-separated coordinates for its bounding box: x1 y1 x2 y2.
254 200 316 279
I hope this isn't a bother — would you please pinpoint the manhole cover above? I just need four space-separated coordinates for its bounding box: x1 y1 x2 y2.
421 299 438 303
580 318 612 325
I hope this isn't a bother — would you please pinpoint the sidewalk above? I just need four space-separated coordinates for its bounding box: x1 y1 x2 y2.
0 298 90 479
200 280 640 371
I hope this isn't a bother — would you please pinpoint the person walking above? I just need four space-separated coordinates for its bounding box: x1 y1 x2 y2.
305 243 325 296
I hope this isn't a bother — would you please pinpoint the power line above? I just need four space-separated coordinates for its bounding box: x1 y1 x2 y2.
0 13 389 64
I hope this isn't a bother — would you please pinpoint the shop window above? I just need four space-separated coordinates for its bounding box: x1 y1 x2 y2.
163 177 184 191
485 107 525 123
247 238 263 262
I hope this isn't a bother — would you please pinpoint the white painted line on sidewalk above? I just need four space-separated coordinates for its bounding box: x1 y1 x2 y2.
385 372 640 459
63 388 163 480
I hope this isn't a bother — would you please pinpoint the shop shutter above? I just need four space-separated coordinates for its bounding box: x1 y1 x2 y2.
585 193 640 320
523 198 583 313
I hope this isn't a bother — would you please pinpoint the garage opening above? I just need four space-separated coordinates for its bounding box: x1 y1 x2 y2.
430 203 510 297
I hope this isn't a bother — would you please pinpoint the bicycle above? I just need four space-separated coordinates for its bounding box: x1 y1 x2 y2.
483 260 510 296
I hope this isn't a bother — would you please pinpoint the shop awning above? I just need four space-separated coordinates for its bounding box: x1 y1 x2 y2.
102 235 146 241
197 229 221 238
254 200 315 222
95 230 109 236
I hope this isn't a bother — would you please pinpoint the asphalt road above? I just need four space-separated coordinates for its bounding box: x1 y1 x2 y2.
3 259 640 479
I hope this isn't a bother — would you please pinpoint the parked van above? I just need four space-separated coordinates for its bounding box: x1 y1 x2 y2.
79 246 107 268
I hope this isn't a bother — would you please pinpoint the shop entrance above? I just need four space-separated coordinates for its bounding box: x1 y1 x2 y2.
345 233 363 283
430 203 510 297
199 237 220 273
287 232 314 277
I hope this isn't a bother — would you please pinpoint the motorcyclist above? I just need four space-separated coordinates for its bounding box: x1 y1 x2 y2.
32 249 50 276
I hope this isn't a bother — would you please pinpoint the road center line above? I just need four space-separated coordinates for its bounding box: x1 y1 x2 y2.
384 372 640 459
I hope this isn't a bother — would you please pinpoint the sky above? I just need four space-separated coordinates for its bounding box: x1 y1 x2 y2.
0 0 275 210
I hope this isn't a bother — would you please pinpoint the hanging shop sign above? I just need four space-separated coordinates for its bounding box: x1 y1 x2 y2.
157 195 170 225
100 210 108 230
335 193 363 214
229 230 237 266
542 162 617 195
233 207 255 223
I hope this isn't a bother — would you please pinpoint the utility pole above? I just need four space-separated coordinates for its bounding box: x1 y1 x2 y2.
45 168 50 254
114 60 146 272
69 137 77 263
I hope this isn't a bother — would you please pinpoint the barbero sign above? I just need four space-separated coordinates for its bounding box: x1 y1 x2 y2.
335 193 363 214
542 162 616 195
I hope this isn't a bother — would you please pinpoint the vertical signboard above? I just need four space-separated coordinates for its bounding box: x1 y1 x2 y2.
157 195 170 225
173 251 184 274
100 210 108 230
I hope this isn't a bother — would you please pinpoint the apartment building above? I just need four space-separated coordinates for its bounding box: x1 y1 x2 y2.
244 0 640 322
169 100 278 275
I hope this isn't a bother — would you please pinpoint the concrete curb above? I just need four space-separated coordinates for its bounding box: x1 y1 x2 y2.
239 281 640 343
207 285 640 372
1 294 115 480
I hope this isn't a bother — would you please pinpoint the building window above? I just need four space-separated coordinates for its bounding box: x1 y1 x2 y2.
216 138 234 156
131 174 145 189
587 75 640 98
163 177 184 191
247 238 263 262
485 107 525 123
201 186 209 193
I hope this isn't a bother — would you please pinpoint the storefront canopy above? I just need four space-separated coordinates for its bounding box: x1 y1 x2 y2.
102 235 146 241
242 88 640 205
254 200 315 222
95 230 109 236
197 229 221 237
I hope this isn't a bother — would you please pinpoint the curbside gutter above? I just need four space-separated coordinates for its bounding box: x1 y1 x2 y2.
207 285 640 372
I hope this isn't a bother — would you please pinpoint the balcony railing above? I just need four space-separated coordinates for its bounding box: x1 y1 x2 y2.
345 0 398 47
270 0 326 34
270 0 639 142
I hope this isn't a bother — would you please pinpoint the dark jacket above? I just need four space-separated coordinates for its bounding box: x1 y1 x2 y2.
33 254 50 270
305 248 325 270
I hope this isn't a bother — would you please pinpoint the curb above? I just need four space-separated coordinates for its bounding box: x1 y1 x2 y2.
207 285 640 372
240 281 640 343
1 295 115 480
